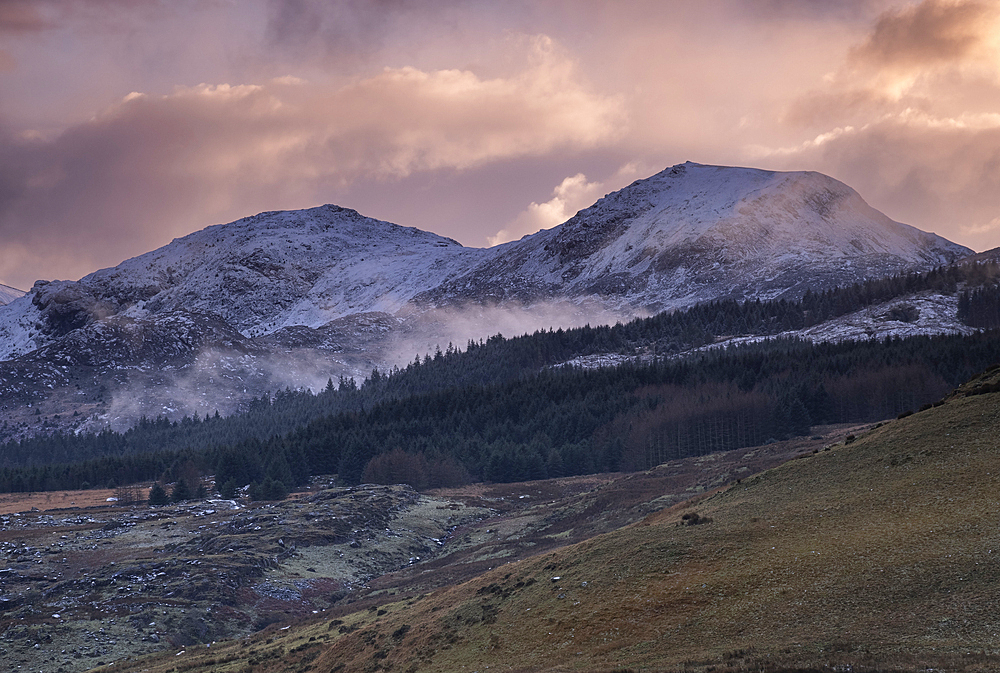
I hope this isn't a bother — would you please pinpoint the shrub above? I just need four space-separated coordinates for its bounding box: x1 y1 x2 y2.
248 478 288 501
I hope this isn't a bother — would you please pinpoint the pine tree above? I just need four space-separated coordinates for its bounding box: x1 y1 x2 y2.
219 478 239 500
171 478 192 503
148 482 169 506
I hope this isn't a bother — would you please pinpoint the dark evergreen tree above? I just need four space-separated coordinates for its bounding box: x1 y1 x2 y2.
263 478 289 501
218 478 239 500
148 482 169 506
170 478 192 503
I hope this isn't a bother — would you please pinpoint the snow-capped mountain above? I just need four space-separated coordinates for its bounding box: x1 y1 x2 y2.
417 162 970 311
0 162 976 438
0 205 489 360
0 163 970 359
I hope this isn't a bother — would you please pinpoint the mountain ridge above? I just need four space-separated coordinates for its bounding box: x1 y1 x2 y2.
0 282 24 306
415 162 970 311
0 162 977 437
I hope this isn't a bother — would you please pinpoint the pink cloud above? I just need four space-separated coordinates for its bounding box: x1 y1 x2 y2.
0 35 623 288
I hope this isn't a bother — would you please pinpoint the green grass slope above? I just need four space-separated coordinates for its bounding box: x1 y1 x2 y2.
108 370 1000 673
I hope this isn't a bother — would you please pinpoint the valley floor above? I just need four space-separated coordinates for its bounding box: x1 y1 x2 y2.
0 427 846 673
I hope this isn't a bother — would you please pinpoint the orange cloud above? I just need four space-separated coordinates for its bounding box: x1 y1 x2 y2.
317 36 625 176
850 0 991 68
750 0 1000 253
759 114 1000 253
786 0 1000 126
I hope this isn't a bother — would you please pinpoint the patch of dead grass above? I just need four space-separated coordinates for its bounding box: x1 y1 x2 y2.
0 487 126 514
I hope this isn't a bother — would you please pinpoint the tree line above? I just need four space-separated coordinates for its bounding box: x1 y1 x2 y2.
1 257 998 494
1 329 998 494
6 258 998 473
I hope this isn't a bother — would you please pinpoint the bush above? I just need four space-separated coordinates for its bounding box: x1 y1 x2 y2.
248 478 288 501
680 512 712 526
264 478 288 501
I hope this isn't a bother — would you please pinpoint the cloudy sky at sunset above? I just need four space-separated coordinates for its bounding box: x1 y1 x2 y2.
1 0 998 290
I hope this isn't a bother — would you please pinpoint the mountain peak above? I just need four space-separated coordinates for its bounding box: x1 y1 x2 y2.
564 162 964 262
418 163 971 311
0 163 973 364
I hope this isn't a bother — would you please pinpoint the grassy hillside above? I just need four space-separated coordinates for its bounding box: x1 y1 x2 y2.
105 369 1000 673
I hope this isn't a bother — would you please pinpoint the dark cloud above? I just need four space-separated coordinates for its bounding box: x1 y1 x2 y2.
783 88 893 128
0 2 51 34
263 0 488 65
0 133 28 215
850 0 990 68
0 86 291 285
0 1 180 35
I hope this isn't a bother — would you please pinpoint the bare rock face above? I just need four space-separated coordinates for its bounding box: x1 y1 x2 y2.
31 280 119 338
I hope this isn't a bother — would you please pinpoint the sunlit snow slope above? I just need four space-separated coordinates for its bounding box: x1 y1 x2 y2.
0 163 974 363
419 162 971 312
0 283 24 306
0 206 488 359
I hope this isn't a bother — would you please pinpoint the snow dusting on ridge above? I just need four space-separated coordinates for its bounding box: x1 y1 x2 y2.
0 162 980 437
0 283 24 306
419 162 971 313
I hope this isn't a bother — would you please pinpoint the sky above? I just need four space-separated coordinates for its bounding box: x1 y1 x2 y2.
0 0 998 291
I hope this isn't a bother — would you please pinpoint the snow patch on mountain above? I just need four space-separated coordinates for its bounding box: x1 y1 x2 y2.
0 293 44 360
0 283 24 306
556 291 973 371
791 292 973 342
